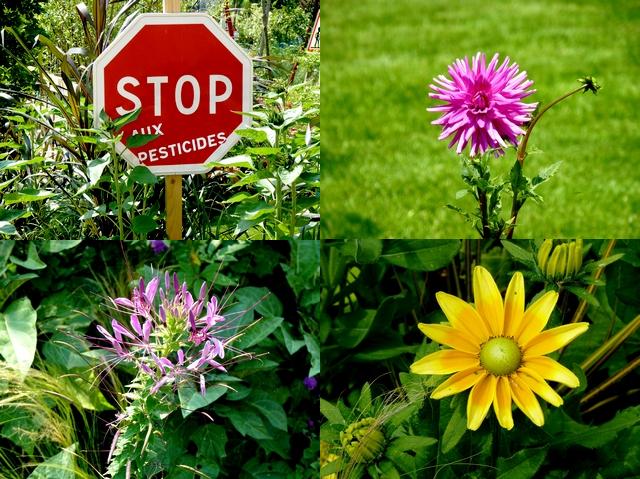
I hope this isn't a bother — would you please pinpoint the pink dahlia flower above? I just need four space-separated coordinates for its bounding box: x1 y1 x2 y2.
428 52 537 156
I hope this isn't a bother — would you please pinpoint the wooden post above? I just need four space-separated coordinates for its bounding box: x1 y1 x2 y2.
163 0 183 239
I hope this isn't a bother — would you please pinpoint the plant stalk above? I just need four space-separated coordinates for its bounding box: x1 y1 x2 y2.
290 178 297 237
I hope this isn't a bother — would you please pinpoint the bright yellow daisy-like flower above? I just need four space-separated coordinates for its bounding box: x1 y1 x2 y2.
410 266 589 431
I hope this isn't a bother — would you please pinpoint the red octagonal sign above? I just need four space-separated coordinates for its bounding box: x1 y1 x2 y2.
93 14 252 175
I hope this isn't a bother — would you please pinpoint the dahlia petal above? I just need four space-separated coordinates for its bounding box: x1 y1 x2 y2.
493 376 514 430
518 367 563 407
472 266 504 335
410 349 479 375
430 367 485 399
428 52 535 156
510 375 545 427
523 322 589 357
417 323 479 354
523 356 580 388
516 290 559 346
467 373 496 430
503 272 525 336
435 292 490 342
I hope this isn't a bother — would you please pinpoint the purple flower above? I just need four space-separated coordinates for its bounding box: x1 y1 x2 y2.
428 52 537 156
149 240 169 254
96 272 231 397
303 376 318 391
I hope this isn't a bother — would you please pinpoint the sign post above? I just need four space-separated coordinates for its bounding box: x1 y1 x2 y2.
164 0 182 240
93 0 252 239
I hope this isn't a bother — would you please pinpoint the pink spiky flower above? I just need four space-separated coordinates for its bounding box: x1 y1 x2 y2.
428 52 537 156
96 272 235 396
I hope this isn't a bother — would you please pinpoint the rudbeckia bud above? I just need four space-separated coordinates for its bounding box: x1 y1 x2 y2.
537 239 553 272
541 240 583 280
340 417 386 463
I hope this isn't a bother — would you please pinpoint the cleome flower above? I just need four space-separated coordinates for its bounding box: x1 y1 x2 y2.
410 266 589 430
96 272 232 396
428 52 537 157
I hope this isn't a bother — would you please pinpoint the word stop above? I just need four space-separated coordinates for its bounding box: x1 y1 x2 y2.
115 75 233 116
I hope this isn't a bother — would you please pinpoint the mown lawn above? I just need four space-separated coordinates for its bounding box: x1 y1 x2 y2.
322 0 640 238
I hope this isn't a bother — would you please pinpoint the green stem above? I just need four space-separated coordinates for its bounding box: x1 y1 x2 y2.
506 84 591 239
111 142 125 239
275 175 283 238
516 84 588 165
478 188 490 239
290 178 297 237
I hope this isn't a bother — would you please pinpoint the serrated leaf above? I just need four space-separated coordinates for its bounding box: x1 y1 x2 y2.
502 240 536 266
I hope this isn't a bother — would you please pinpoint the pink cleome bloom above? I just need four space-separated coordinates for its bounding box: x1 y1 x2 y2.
428 52 537 156
97 273 230 396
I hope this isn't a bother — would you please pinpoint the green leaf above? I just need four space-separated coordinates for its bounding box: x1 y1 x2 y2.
380 240 461 271
441 398 466 454
87 156 110 186
532 161 562 187
549 407 640 449
40 241 82 253
28 443 76 479
222 191 257 204
501 240 536 266
0 297 37 377
387 436 438 454
0 221 17 235
497 446 548 479
3 189 56 205
178 383 229 418
278 323 305 355
215 404 271 439
126 133 159 148
206 154 254 169
304 332 320 376
565 285 600 307
249 399 287 431
132 215 158 235
10 243 46 270
320 398 345 425
278 165 303 186
353 239 383 264
234 287 283 317
352 345 417 361
192 424 227 460
334 309 376 348
111 107 141 129
235 315 284 349
127 165 158 186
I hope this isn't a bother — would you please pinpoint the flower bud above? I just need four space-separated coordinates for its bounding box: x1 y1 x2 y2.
539 240 584 281
537 239 553 273
340 417 386 463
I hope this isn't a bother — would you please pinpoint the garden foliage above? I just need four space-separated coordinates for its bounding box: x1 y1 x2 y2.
0 240 320 478
320 239 640 479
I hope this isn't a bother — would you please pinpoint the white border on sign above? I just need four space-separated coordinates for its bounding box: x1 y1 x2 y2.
307 10 320 52
93 13 253 176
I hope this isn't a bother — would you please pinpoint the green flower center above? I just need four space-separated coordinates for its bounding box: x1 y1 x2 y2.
479 337 522 376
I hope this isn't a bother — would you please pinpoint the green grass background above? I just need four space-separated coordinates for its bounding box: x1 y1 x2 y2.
322 0 640 238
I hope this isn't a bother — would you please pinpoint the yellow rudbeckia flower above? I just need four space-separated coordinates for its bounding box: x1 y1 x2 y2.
410 265 589 431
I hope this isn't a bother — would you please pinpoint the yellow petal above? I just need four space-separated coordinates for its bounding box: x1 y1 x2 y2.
523 322 589 357
517 291 559 346
418 323 479 354
493 376 514 430
436 292 491 343
503 272 525 337
430 367 484 400
473 266 504 335
523 356 580 388
410 349 479 375
467 374 497 430
510 375 545 427
518 367 563 407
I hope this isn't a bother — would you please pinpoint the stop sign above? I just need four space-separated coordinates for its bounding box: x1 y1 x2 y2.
93 14 252 175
